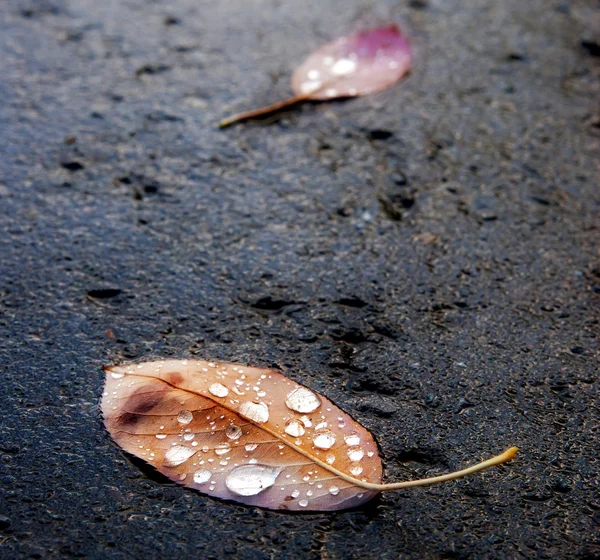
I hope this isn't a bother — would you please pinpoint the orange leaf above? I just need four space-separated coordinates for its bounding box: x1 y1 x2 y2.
101 359 518 511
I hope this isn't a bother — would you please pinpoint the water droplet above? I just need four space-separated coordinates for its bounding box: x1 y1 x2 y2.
313 430 336 450
307 69 320 80
284 419 305 437
306 490 313 497
291 489 300 498
155 433 167 439
298 499 309 508
208 383 229 398
225 465 281 496
331 58 356 76
300 80 321 94
326 453 335 464
300 416 312 428
193 469 211 484
350 464 363 476
215 443 231 456
238 401 269 423
179 473 187 481
325 88 338 97
347 447 364 461
367 451 374 457
344 433 361 446
163 445 195 467
285 387 321 413
329 486 340 496
226 425 243 440
177 410 193 425
245 443 258 452
110 370 124 379
183 432 195 442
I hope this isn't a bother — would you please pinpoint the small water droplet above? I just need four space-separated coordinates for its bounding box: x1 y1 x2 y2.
238 401 269 423
215 443 231 456
347 447 364 461
284 419 305 437
245 443 258 452
329 486 340 496
331 58 356 76
344 433 361 446
226 425 243 440
177 410 193 425
326 453 335 464
306 490 313 497
303 475 310 482
300 416 313 428
291 489 300 498
350 464 363 476
285 387 322 413
298 499 309 508
313 430 336 450
163 445 195 467
225 464 281 496
193 468 211 484
110 370 124 379
208 383 229 398
155 433 167 439
307 69 320 80
183 432 195 442
179 473 187 481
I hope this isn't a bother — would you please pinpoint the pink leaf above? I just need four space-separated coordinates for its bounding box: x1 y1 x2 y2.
291 25 411 99
220 25 412 128
102 359 518 512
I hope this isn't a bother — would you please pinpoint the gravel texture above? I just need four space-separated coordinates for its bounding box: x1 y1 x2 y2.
1 0 599 558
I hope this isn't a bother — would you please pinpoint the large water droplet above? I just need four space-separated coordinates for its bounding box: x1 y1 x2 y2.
344 433 361 446
238 401 269 423
177 410 193 425
284 419 305 437
226 425 243 440
214 443 231 456
347 447 364 461
313 430 336 450
225 464 281 496
193 469 211 484
285 387 321 413
163 445 195 467
208 383 229 398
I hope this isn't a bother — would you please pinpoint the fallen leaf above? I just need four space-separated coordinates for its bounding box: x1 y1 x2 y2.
101 359 517 511
219 25 412 128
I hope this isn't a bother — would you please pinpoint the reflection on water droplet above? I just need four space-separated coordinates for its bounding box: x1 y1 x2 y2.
299 499 309 507
225 464 281 496
209 383 229 398
238 401 269 423
313 430 336 450
177 410 193 425
215 443 231 456
350 464 363 476
163 445 195 467
326 453 335 465
284 419 305 437
245 443 258 452
329 485 340 496
155 433 167 439
344 433 361 446
347 447 364 461
226 425 243 440
331 58 356 76
193 469 211 484
285 387 321 413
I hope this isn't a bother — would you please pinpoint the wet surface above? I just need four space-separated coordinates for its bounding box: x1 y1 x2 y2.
1 0 599 557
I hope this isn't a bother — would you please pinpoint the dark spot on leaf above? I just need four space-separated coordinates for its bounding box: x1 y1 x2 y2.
166 372 184 386
118 412 141 427
130 393 164 414
87 288 122 299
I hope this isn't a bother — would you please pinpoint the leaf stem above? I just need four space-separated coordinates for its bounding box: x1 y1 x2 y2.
341 447 519 492
219 93 313 128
